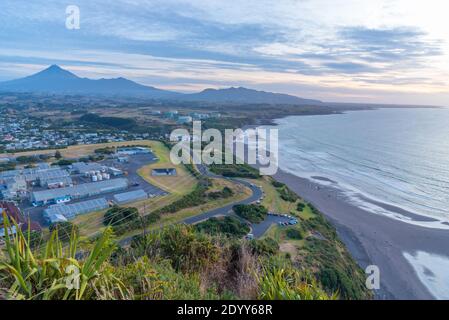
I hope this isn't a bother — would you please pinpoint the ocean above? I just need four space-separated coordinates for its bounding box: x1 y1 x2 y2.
260 107 449 298
265 108 449 229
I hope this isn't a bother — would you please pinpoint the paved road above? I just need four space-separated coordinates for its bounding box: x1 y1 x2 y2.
183 177 263 224
185 165 291 237
119 164 293 246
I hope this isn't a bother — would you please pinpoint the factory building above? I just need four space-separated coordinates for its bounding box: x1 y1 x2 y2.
116 147 151 155
151 168 177 176
30 178 129 206
71 162 107 175
113 189 148 205
43 198 110 224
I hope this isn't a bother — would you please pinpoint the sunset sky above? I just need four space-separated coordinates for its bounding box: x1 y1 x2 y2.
1 0 449 105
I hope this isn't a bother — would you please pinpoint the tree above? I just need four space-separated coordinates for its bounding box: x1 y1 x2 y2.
54 151 62 160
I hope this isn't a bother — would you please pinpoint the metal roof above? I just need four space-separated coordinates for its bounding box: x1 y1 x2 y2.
113 189 148 204
44 198 109 220
71 162 105 173
31 178 129 203
43 176 73 186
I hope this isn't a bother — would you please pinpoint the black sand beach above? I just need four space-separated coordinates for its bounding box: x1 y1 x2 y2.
274 169 449 300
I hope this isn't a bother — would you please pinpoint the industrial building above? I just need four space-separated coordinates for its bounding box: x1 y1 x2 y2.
23 167 69 184
177 116 193 124
43 176 73 189
0 166 70 199
0 176 26 200
117 147 151 155
31 178 129 206
109 167 124 176
113 189 148 204
71 162 106 175
151 168 177 176
43 198 109 224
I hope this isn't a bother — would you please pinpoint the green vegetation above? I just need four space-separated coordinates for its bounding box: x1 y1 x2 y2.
258 259 335 300
0 162 15 172
233 204 268 223
53 159 76 166
79 113 137 130
104 206 139 228
0 216 116 300
210 163 260 179
153 177 211 215
195 216 250 237
286 228 303 240
207 186 234 200
249 238 279 256
1 213 341 300
94 147 115 155
15 155 39 164
297 202 306 212
271 181 299 202
49 221 79 242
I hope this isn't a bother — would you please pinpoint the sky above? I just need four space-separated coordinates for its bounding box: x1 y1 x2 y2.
0 0 449 105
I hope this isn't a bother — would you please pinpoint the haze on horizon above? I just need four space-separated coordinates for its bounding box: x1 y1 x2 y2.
1 0 449 106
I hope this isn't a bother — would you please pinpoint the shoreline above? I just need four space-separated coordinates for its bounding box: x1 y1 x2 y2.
273 168 449 300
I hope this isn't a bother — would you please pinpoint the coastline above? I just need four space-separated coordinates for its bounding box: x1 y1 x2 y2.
246 108 449 299
272 168 449 300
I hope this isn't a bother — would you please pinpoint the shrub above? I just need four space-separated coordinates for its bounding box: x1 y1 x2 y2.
209 163 260 179
104 206 139 227
145 225 220 273
258 265 335 300
249 238 279 256
49 221 79 242
0 215 119 300
233 204 268 223
297 202 306 212
207 186 234 200
286 228 303 240
195 216 250 237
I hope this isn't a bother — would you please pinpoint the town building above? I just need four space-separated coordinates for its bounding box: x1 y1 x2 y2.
113 189 148 204
43 198 109 224
30 178 129 206
151 168 177 176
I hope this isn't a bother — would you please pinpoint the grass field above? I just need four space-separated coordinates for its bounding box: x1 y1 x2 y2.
0 140 156 159
119 177 252 240
66 140 252 239
137 141 197 195
247 176 316 220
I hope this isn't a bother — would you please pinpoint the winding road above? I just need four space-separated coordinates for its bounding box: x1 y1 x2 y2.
119 163 287 246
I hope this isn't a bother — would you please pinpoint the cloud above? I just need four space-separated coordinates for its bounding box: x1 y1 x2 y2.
339 26 443 62
0 0 449 105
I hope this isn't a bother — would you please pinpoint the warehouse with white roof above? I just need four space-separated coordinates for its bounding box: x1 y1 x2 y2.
31 178 129 206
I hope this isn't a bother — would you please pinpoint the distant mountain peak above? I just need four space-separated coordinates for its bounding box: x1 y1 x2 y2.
185 86 322 105
0 66 321 104
0 65 177 98
32 64 79 80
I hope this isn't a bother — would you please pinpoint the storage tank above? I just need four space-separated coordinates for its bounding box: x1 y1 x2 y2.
97 174 103 181
91 175 98 182
102 173 108 179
